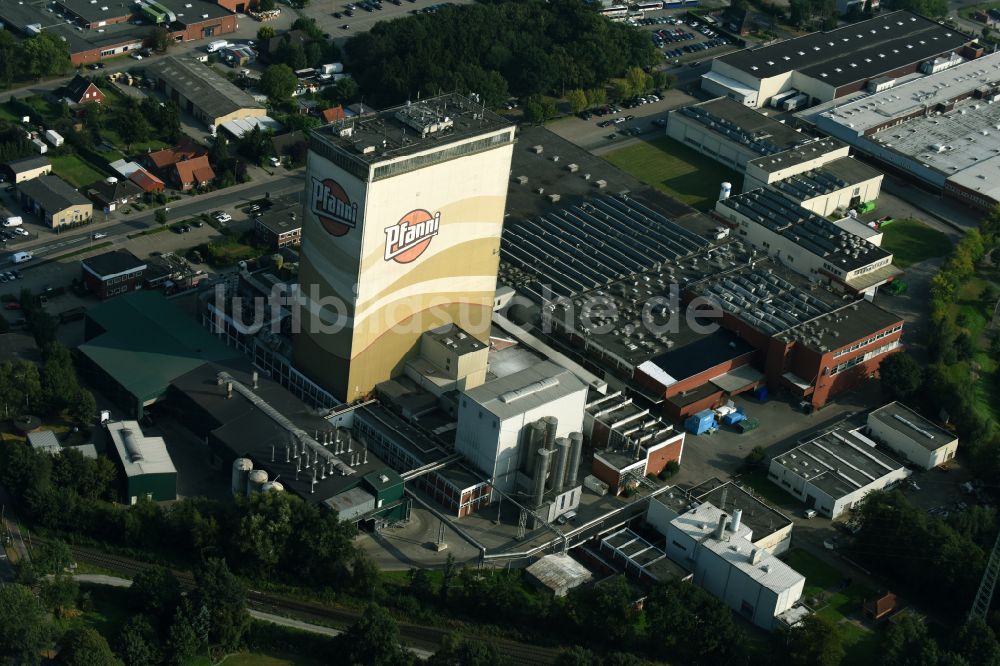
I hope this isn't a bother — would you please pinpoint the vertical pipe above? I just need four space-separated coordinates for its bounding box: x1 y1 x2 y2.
532 448 553 508
552 437 570 494
566 432 584 488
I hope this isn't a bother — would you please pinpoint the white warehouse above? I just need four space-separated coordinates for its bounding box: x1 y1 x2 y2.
867 402 958 470
768 428 911 518
455 361 587 498
662 502 805 630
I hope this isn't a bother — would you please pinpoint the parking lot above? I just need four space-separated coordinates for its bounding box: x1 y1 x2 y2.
630 11 740 66
301 0 475 44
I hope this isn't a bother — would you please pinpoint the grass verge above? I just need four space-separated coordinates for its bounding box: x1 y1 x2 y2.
880 218 951 268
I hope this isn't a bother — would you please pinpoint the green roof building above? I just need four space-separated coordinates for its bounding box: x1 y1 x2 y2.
78 291 241 418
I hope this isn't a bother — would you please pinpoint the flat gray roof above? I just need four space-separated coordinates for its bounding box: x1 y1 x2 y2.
17 174 90 212
718 11 970 88
773 428 903 499
424 324 486 356
719 187 893 272
748 137 847 175
463 360 585 421
106 420 176 477
5 155 50 173
868 402 955 450
148 56 263 120
56 0 131 23
674 97 809 154
772 157 883 203
309 92 514 169
689 478 792 542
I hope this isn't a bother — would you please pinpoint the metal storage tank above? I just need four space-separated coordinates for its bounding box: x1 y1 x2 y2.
247 469 268 495
552 437 571 493
261 481 284 493
566 432 584 488
719 182 732 201
231 458 253 497
522 420 546 474
542 415 558 450
532 448 553 508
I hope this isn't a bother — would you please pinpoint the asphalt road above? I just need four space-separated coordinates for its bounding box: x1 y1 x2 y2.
7 171 305 268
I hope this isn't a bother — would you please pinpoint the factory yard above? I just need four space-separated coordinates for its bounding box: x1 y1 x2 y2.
603 135 743 209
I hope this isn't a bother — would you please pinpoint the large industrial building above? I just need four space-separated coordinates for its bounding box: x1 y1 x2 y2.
657 501 805 629
716 187 897 296
0 0 237 67
666 98 884 215
146 57 267 129
456 361 586 505
294 93 516 402
866 402 958 470
703 11 973 109
815 51 1000 211
768 427 910 518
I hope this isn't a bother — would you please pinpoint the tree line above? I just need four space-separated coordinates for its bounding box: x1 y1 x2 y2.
343 0 657 108
0 30 71 88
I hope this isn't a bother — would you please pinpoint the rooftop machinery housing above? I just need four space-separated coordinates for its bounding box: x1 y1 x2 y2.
815 50 1000 211
704 11 973 109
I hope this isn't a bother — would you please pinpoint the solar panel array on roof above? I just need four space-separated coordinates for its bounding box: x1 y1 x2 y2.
720 188 890 271
699 268 833 335
773 167 850 200
500 194 710 300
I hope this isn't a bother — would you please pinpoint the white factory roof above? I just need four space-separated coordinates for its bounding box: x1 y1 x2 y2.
463 360 585 421
219 115 283 138
819 51 1000 135
701 69 759 98
868 401 956 450
671 502 754 543
703 534 805 593
106 420 176 478
526 554 592 594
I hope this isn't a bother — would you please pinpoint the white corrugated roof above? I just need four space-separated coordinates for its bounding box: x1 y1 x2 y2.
106 420 176 477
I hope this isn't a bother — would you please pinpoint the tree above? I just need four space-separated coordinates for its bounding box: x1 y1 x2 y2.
58 627 120 666
257 26 275 40
879 352 924 403
155 209 167 227
611 80 632 103
40 342 80 415
71 388 97 426
0 584 49 663
147 26 171 53
408 568 435 602
567 89 588 114
0 359 41 416
193 558 249 650
40 574 79 616
31 538 72 575
625 67 652 95
429 635 508 666
341 604 413 666
117 616 160 666
238 126 275 166
745 445 767 467
18 32 70 79
130 566 182 618
166 599 203 665
260 64 298 102
884 614 940 666
258 0 276 10
441 553 457 603
585 88 607 109
781 615 844 666
116 100 151 151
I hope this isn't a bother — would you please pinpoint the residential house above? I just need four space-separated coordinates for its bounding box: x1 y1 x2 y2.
129 169 166 194
174 155 215 191
321 105 345 123
63 74 106 106
86 178 144 212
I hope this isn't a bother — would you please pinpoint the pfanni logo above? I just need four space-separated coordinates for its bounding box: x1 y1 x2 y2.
384 209 440 263
310 177 358 237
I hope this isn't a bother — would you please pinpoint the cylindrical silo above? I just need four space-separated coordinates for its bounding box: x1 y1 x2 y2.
532 448 553 508
552 437 571 494
261 481 284 493
542 415 558 451
719 181 732 201
522 420 546 474
566 432 584 488
247 469 268 495
231 458 253 497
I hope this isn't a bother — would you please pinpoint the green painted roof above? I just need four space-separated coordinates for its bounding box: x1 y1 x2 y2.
79 291 240 403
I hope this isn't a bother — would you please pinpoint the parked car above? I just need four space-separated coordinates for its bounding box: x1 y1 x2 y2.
213 211 232 223
802 509 817 519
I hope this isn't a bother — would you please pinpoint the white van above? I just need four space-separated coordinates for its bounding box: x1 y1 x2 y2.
12 251 32 264
207 40 229 53
3 217 22 227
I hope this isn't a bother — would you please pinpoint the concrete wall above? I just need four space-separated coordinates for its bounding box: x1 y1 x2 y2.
799 174 883 216
13 164 52 183
667 112 757 171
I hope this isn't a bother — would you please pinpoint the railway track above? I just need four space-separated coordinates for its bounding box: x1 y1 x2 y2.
33 537 560 665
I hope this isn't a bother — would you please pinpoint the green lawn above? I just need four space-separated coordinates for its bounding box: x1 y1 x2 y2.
77 584 132 641
100 128 169 156
945 275 1000 425
880 218 951 268
603 136 742 209
783 549 841 598
49 153 106 188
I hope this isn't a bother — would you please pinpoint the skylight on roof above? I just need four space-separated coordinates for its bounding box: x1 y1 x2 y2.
767 60 775 65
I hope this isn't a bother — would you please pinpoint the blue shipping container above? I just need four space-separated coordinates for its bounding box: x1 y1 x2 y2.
722 410 745 426
754 386 769 402
685 409 716 435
